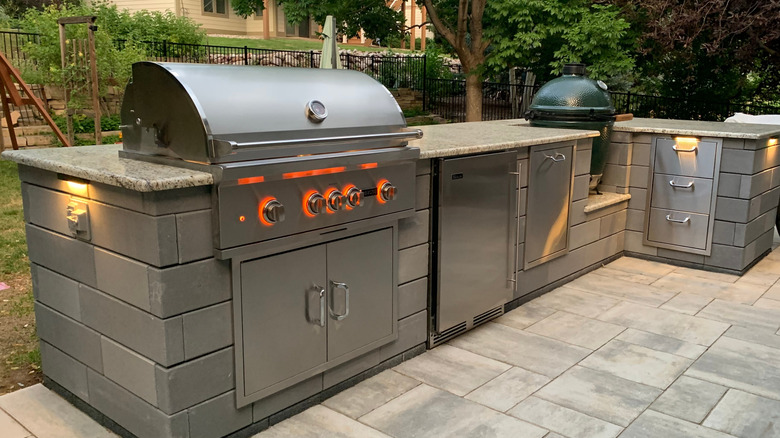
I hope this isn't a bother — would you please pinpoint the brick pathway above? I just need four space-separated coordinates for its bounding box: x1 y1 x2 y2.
4 253 780 437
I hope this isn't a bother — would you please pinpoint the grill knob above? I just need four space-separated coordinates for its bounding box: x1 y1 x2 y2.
380 182 397 202
345 187 363 208
262 199 285 224
307 193 327 215
327 190 345 211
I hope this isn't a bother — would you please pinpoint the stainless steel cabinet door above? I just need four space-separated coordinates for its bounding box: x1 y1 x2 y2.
525 144 574 268
437 151 518 332
327 228 394 360
240 245 327 398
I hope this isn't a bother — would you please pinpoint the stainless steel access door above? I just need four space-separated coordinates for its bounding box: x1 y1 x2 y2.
436 151 518 333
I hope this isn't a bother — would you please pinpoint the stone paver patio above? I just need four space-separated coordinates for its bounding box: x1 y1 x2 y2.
5 251 780 437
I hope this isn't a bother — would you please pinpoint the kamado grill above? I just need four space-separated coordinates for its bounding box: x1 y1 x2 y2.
120 62 421 406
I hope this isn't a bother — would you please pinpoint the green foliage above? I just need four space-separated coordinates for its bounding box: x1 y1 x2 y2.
52 113 121 134
231 0 263 18
276 0 404 43
90 0 205 44
0 161 27 277
484 0 634 83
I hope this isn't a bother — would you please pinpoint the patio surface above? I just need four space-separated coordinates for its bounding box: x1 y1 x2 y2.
4 251 780 437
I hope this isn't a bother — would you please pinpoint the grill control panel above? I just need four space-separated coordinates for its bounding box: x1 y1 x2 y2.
215 162 415 249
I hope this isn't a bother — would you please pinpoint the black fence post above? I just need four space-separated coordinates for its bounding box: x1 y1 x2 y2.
626 90 631 114
309 50 314 68
422 54 427 111
244 46 249 65
162 40 168 61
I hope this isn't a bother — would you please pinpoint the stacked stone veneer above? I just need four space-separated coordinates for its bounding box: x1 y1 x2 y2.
19 162 428 438
623 132 780 273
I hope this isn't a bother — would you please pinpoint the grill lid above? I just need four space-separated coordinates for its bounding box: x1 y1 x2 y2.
120 62 420 164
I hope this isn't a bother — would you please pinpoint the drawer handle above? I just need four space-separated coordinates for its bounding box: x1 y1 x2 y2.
544 152 566 162
672 144 698 153
665 214 691 224
669 179 694 189
329 281 350 321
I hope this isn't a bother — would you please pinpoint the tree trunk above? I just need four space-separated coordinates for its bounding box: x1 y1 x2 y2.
465 73 482 122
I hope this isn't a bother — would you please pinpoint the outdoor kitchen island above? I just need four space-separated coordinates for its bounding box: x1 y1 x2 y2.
3 117 780 438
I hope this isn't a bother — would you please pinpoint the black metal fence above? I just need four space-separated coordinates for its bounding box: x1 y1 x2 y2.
0 30 39 61
611 91 780 121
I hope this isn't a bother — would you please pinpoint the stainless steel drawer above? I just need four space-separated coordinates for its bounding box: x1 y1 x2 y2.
650 174 713 214
654 138 717 178
647 208 709 250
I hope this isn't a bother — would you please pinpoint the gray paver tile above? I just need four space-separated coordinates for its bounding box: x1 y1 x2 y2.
686 336 780 400
753 297 780 310
606 257 676 277
723 325 780 350
697 299 780 331
508 396 622 438
526 311 625 349
393 345 510 396
448 322 591 378
660 293 714 316
530 286 621 318
566 273 676 307
0 385 116 438
672 266 739 284
619 410 735 438
590 267 659 285
650 376 728 423
464 367 550 412
360 384 548 438
764 282 780 301
580 339 692 389
257 405 390 438
653 273 766 305
323 370 420 419
0 408 31 438
493 302 556 330
616 328 707 360
737 258 780 286
535 366 661 427
703 389 780 437
598 302 729 346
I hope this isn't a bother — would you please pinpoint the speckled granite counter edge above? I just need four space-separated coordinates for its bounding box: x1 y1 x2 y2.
612 124 780 139
1 147 214 192
417 131 599 159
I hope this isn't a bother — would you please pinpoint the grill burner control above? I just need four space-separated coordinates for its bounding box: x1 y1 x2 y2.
262 199 285 224
327 190 345 211
345 187 363 208
307 192 327 215
380 182 398 202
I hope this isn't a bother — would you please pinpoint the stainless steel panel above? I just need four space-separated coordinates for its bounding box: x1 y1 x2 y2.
327 228 395 360
436 151 517 333
654 138 717 178
525 143 574 268
240 245 327 398
651 174 713 214
647 208 709 250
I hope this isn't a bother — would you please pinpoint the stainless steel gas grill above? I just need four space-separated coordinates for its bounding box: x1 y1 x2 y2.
120 62 421 407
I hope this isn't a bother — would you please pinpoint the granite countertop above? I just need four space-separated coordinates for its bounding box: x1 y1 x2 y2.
1 145 214 192
410 120 599 158
613 118 780 139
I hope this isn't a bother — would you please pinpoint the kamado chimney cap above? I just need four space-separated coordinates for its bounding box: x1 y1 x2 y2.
562 63 587 76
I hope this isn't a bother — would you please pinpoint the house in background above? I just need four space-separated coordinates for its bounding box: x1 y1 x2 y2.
96 0 316 38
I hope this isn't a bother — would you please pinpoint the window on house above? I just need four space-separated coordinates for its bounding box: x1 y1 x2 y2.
204 0 227 15
256 6 263 17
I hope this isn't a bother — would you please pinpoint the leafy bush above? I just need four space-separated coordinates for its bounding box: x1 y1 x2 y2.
90 0 205 44
53 114 121 134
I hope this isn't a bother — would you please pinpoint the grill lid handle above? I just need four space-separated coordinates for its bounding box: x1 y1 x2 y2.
214 130 423 151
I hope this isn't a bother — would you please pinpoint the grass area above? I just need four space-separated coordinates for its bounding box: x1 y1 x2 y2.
205 35 414 53
0 160 40 394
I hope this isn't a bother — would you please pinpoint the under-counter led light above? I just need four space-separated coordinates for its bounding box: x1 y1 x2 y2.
65 181 88 197
675 136 699 143
238 176 265 185
283 167 346 179
768 138 778 146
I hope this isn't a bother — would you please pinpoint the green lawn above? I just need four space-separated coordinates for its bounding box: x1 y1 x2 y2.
0 161 27 277
205 36 416 53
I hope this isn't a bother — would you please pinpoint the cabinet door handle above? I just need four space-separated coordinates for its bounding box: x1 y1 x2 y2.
544 152 566 162
665 214 691 224
329 281 350 321
307 285 326 327
672 144 697 153
318 287 326 327
508 163 520 292
669 179 694 189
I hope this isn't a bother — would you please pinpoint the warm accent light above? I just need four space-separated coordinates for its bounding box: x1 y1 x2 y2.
238 176 265 185
283 167 346 179
376 179 389 204
324 188 338 214
343 184 357 210
66 181 88 197
258 197 278 226
768 138 778 146
239 215 246 222
360 162 378 169
675 136 699 143
302 190 318 218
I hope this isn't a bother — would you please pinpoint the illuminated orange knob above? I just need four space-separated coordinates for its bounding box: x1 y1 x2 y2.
380 182 397 202
345 187 363 208
307 192 327 215
327 190 345 211
262 199 285 224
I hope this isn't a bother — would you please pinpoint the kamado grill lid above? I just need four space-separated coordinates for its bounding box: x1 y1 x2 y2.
120 62 419 164
526 63 616 121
